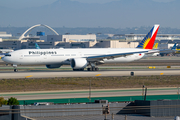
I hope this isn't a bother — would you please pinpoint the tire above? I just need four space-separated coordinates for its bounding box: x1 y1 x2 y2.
92 67 95 71
80 68 84 71
95 67 99 71
87 68 91 71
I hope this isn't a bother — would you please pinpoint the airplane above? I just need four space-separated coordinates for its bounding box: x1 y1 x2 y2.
152 43 160 56
35 43 40 49
2 24 160 72
153 43 158 49
159 43 177 56
171 43 177 51
145 43 177 57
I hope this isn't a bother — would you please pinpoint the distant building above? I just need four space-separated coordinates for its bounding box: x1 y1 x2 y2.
46 34 96 42
54 41 97 48
93 40 139 48
124 34 180 41
0 41 21 49
54 42 71 48
158 43 175 49
21 41 54 49
0 32 12 38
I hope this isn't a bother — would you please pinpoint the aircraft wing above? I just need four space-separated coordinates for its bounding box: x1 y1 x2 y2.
86 50 149 62
146 49 176 55
146 43 177 54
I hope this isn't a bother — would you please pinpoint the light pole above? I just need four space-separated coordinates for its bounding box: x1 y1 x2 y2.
89 79 91 102
89 74 101 103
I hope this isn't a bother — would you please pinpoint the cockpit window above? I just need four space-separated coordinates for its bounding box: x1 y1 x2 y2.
5 54 11 56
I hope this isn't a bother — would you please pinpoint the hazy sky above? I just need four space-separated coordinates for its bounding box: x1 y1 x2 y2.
0 0 176 8
0 0 179 28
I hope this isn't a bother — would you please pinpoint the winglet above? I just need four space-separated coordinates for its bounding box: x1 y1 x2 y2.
137 24 160 49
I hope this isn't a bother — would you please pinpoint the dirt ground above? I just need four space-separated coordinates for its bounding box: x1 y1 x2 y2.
0 76 180 92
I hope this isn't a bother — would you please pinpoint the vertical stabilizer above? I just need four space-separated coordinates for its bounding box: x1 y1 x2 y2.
35 43 40 49
171 43 177 50
153 43 158 49
137 24 160 49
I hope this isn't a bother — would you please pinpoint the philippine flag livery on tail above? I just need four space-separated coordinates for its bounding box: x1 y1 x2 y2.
137 24 160 50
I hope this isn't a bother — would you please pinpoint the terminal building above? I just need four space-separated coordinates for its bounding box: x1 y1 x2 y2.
0 32 12 38
1 24 180 50
46 34 96 42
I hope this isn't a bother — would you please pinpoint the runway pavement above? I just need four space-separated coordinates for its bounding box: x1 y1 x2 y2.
0 88 178 100
0 68 180 79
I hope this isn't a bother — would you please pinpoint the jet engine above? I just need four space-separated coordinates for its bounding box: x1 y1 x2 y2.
70 58 88 69
46 64 62 69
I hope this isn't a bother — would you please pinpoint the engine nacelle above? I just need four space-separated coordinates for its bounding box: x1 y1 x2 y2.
46 64 62 69
70 58 88 69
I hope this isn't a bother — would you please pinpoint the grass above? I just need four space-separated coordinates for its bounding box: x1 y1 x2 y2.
0 76 180 92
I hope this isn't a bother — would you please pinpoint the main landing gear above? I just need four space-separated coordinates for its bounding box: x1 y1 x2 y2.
87 67 99 71
87 63 99 71
13 64 18 72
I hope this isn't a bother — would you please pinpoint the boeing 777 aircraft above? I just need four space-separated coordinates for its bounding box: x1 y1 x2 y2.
2 24 160 72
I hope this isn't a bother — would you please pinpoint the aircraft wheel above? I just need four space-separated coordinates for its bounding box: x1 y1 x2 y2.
95 67 99 71
80 68 84 71
92 67 96 71
14 69 18 72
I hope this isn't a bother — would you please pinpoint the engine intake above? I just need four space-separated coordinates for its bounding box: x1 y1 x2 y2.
70 58 87 69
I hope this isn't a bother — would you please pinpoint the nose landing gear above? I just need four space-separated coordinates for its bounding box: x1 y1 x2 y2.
13 64 18 72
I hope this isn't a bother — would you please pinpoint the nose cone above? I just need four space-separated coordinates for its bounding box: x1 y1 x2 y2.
2 56 6 62
2 56 11 63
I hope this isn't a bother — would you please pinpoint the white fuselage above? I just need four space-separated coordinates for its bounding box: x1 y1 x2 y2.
2 48 147 65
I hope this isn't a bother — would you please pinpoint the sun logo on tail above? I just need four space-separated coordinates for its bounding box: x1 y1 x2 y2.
137 24 159 50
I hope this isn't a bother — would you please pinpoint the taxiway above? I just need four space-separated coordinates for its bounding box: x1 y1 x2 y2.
0 69 180 79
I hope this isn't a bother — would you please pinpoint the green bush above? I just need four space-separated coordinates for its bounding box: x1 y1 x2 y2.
7 97 19 105
0 97 8 107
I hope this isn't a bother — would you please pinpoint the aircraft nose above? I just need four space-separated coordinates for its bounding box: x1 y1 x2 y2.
1 56 5 61
2 56 8 62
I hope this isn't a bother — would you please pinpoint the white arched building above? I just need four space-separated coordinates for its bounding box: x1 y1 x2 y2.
19 24 59 40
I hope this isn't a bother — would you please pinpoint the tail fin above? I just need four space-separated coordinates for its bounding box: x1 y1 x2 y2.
35 43 40 49
171 43 177 50
136 24 160 49
153 43 158 49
